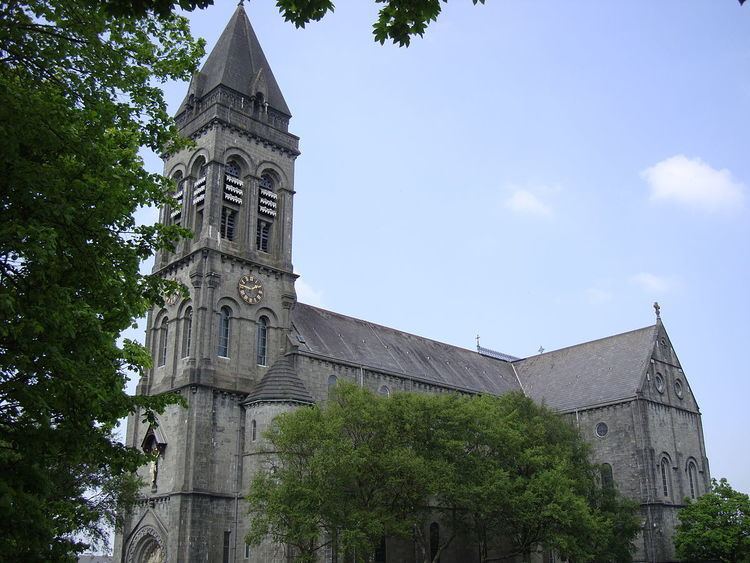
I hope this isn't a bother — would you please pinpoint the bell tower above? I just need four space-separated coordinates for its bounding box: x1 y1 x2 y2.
115 6 300 562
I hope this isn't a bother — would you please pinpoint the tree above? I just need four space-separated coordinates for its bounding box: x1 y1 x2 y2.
103 0 747 47
674 478 750 563
247 386 447 562
246 384 639 563
0 1 203 559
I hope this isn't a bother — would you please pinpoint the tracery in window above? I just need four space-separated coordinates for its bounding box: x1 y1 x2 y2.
378 385 390 397
374 536 386 563
182 307 192 358
218 306 231 357
256 316 268 366
660 457 671 498
674 379 684 399
158 317 168 367
220 207 236 241
256 220 271 252
601 463 614 490
430 522 440 563
328 375 338 397
688 461 699 499
595 422 608 437
226 160 240 178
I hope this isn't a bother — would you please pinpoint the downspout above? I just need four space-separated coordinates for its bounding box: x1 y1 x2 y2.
232 400 246 561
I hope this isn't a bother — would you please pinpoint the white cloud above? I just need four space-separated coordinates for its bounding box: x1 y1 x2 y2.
630 272 672 294
505 189 553 217
642 155 745 211
586 288 613 304
296 278 324 307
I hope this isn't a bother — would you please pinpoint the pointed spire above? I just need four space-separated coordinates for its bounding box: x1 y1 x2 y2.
178 4 290 116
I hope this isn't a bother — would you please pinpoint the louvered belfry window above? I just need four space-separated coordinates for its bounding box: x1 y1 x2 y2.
256 174 276 252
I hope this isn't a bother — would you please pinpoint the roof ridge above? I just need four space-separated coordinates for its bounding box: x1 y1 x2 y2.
295 302 510 360
513 324 657 362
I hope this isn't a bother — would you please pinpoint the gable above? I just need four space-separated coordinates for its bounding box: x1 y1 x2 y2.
639 323 700 413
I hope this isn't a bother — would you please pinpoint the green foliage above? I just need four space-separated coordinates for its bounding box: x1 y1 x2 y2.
675 478 750 563
246 384 639 562
0 0 203 559
102 0 746 47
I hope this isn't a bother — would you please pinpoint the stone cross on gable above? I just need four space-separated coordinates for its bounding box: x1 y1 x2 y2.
654 301 661 320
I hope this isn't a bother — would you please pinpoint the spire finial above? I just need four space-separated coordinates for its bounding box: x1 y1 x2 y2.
238 0 244 5
538 345 545 355
653 301 661 320
475 334 481 351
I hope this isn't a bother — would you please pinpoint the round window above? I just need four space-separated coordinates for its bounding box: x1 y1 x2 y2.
595 422 608 438
655 373 665 394
674 379 684 399
378 385 390 397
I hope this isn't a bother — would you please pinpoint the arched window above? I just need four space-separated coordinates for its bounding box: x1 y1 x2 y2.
182 307 192 358
328 375 338 397
158 317 169 366
430 522 440 563
374 536 386 563
169 171 184 226
688 461 699 499
601 463 614 490
660 457 671 499
256 316 268 366
378 385 390 397
220 207 236 240
217 306 231 357
251 419 257 442
256 174 276 253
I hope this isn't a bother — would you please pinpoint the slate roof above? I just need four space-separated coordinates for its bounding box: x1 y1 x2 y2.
245 356 314 405
291 303 521 395
178 4 290 116
513 325 657 412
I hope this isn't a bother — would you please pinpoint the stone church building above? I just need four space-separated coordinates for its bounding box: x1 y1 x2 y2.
114 6 710 562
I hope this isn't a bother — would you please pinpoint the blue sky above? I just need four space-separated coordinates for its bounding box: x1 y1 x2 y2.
136 0 749 492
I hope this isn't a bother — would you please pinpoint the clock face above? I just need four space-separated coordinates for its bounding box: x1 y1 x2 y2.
165 292 178 306
238 274 263 305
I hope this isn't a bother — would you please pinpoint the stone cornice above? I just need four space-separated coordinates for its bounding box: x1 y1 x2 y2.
153 247 296 280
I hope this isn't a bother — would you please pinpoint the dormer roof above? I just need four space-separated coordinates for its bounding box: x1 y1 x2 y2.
245 356 314 405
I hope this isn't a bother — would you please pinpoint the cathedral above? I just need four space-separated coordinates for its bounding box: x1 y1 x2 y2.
113 6 710 562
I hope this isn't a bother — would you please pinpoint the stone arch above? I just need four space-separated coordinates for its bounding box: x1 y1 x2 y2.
685 456 701 499
216 295 241 312
188 151 210 178
126 525 167 563
255 161 287 187
167 163 186 179
222 148 254 175
658 452 674 501
255 306 278 325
